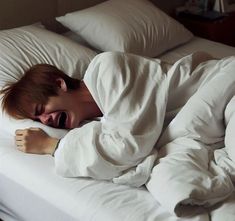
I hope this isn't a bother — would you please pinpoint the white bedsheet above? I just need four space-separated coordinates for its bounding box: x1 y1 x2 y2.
0 132 209 221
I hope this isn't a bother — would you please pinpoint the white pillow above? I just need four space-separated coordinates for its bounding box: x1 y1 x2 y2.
0 25 97 138
56 0 193 57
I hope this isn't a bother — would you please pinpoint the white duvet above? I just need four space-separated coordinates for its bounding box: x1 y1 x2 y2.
147 53 235 216
54 51 235 217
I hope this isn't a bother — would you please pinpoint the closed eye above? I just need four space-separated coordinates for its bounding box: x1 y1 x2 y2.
35 104 44 116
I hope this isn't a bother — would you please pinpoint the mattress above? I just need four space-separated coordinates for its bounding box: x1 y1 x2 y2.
1 37 235 221
159 36 235 64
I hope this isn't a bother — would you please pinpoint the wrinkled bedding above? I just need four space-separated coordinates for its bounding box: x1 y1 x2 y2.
147 53 235 216
53 51 235 217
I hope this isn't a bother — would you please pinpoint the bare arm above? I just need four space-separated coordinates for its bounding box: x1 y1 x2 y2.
15 128 59 155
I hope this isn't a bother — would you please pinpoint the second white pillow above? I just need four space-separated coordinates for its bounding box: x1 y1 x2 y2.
57 0 193 57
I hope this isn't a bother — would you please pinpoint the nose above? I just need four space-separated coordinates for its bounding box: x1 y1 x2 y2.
38 113 53 126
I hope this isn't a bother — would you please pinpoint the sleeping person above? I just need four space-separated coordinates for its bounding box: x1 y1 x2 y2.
1 51 170 187
1 51 235 216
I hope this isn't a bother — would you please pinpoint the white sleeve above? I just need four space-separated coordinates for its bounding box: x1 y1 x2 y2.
54 121 151 180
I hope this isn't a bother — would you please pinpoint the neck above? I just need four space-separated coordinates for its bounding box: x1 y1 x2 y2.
76 81 102 121
85 100 103 120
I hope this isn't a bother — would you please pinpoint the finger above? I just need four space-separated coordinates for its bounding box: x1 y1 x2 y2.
15 141 28 153
17 146 26 153
15 140 24 147
15 135 24 141
15 129 27 135
15 132 25 139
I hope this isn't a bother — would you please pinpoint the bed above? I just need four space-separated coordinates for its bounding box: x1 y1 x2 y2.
1 0 235 221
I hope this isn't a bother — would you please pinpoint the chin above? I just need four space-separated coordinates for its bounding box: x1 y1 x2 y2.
69 120 80 129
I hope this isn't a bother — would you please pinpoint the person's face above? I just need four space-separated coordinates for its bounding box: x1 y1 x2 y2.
30 79 84 129
32 95 79 129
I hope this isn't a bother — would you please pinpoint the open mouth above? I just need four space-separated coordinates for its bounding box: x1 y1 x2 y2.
58 112 67 128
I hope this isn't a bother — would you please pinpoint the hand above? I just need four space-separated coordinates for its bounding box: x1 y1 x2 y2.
15 128 59 155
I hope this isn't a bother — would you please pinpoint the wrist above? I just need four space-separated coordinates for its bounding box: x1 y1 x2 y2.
45 137 59 155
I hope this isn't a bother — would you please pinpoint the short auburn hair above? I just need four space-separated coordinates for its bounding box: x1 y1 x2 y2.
0 64 80 119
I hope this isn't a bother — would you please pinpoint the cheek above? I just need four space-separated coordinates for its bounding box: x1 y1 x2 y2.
47 91 74 112
45 97 61 111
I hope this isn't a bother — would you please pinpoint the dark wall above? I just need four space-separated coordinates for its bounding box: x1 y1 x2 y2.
150 0 187 14
151 0 215 15
57 0 188 16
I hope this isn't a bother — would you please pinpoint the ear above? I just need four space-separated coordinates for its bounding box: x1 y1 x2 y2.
56 78 67 92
